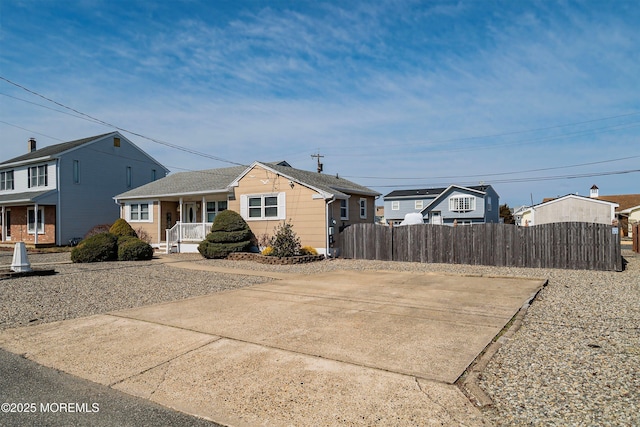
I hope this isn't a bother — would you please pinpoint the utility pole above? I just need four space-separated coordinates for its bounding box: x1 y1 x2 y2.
311 152 324 173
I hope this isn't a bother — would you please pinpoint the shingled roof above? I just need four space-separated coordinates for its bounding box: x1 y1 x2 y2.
116 161 379 200
115 165 247 199
384 185 491 199
1 133 113 165
263 162 380 198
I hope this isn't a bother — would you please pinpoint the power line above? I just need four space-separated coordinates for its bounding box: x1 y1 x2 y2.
345 154 640 180
0 120 65 142
0 76 245 167
369 168 640 188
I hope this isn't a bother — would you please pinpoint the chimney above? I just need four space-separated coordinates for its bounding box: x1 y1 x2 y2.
590 184 599 198
28 138 37 153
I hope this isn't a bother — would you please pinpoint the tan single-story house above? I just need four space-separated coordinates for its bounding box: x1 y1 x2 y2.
620 204 640 238
590 186 640 237
114 161 380 255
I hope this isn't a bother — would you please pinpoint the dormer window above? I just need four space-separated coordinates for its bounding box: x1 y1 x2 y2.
28 165 48 188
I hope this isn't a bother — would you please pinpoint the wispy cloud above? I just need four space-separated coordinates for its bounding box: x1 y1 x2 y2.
1 1 638 205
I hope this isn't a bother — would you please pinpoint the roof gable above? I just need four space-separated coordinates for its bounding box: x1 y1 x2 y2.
536 194 619 208
233 161 380 199
420 184 488 213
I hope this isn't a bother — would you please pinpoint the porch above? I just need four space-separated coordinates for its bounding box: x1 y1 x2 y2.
162 221 213 254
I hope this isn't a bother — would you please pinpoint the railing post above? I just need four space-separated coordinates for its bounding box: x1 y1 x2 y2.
165 229 170 254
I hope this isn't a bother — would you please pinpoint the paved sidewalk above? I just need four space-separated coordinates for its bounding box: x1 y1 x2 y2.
0 262 545 426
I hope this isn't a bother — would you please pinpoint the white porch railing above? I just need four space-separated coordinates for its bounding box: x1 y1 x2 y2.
165 222 212 253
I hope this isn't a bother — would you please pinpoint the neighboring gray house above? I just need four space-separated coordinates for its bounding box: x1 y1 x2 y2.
384 185 500 226
0 132 168 246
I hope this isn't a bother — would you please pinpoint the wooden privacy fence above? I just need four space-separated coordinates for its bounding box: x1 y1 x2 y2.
340 222 622 271
633 224 639 253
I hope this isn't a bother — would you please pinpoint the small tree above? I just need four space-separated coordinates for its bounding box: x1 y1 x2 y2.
198 210 254 258
269 220 301 257
500 204 515 225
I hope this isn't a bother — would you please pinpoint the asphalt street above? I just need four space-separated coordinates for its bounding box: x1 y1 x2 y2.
0 349 221 427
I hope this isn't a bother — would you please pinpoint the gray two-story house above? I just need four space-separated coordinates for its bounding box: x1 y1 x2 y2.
0 132 168 246
384 184 500 226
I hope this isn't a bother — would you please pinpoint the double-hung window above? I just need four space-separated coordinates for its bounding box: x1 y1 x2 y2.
449 196 476 212
206 201 228 222
0 170 14 190
241 193 285 220
391 201 400 210
359 198 367 219
27 207 45 234
129 203 151 222
415 200 423 210
340 199 349 220
28 165 48 188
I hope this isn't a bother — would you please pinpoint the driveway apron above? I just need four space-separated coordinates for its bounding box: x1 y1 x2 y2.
0 266 544 426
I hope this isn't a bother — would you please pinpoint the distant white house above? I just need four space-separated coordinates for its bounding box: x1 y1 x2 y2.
518 194 618 227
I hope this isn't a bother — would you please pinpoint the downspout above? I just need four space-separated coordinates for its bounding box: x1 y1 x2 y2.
56 158 61 245
325 197 336 257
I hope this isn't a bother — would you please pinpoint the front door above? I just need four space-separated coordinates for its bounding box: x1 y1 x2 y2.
430 211 442 225
182 203 197 223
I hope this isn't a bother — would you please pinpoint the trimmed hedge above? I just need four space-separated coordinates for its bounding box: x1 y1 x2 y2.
199 210 254 259
71 232 153 263
109 218 138 238
71 233 118 263
118 237 154 261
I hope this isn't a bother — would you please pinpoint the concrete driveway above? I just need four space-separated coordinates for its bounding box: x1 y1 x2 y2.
0 268 544 426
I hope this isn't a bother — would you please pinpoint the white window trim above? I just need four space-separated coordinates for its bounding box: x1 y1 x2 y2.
359 198 367 219
340 199 349 220
28 165 48 188
126 201 153 223
449 196 476 212
240 193 286 221
27 207 45 234
206 200 228 222
415 200 423 210
391 201 400 210
0 170 15 191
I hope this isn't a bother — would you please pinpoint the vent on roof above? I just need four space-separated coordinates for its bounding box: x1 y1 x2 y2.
28 138 37 153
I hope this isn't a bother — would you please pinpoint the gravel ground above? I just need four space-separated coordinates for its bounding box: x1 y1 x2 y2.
1 249 638 426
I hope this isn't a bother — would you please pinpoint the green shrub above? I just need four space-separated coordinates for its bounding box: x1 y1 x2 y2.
71 233 118 263
198 240 252 259
204 229 253 243
269 220 301 257
118 237 154 261
84 223 112 239
211 210 250 232
198 210 254 259
109 218 138 238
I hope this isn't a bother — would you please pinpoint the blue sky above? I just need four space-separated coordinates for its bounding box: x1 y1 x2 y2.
1 0 638 207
